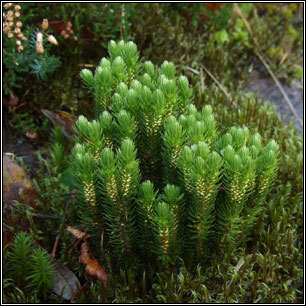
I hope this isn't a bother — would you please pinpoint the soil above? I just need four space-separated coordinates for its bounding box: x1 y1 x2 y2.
245 70 303 133
3 110 43 177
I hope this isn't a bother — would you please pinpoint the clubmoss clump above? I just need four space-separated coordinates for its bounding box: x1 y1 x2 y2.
71 41 279 277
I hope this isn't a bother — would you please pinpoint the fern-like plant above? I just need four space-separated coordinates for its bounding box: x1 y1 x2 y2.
26 248 55 299
5 232 55 299
71 40 279 269
6 231 32 289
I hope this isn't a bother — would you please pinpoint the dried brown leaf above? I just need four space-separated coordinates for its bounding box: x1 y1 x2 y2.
3 153 38 208
79 242 109 284
49 20 67 35
41 109 77 138
3 93 20 110
205 3 225 12
67 226 89 240
9 92 19 106
3 154 40 246
25 130 38 139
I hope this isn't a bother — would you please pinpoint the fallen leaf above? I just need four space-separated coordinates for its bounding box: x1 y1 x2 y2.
9 93 19 106
3 154 40 246
228 255 252 287
67 226 89 240
49 20 70 35
205 3 225 12
279 51 290 65
52 260 81 300
8 102 26 113
25 130 38 139
234 256 245 274
3 153 39 210
3 93 20 110
79 242 109 284
41 109 77 138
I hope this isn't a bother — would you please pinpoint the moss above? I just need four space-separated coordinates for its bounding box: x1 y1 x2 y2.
131 3 303 90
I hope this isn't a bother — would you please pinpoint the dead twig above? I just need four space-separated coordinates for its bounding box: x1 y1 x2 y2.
185 65 237 108
4 205 62 221
199 66 205 94
100 230 105 250
279 51 290 65
3 222 14 231
255 50 303 127
52 201 70 258
200 64 232 101
35 213 62 221
71 280 90 302
185 66 200 75
80 133 95 145
120 4 126 40
8 102 26 113
78 64 96 68
232 3 254 40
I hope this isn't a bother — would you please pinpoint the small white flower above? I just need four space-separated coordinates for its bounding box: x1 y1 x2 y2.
47 34 58 45
66 21 72 30
4 3 13 9
36 31 43 43
36 41 44 54
41 19 48 30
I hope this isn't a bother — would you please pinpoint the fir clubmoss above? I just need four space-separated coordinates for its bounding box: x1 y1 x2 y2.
72 41 279 270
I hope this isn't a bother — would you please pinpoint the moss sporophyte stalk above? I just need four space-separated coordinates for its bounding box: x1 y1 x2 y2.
71 40 279 266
